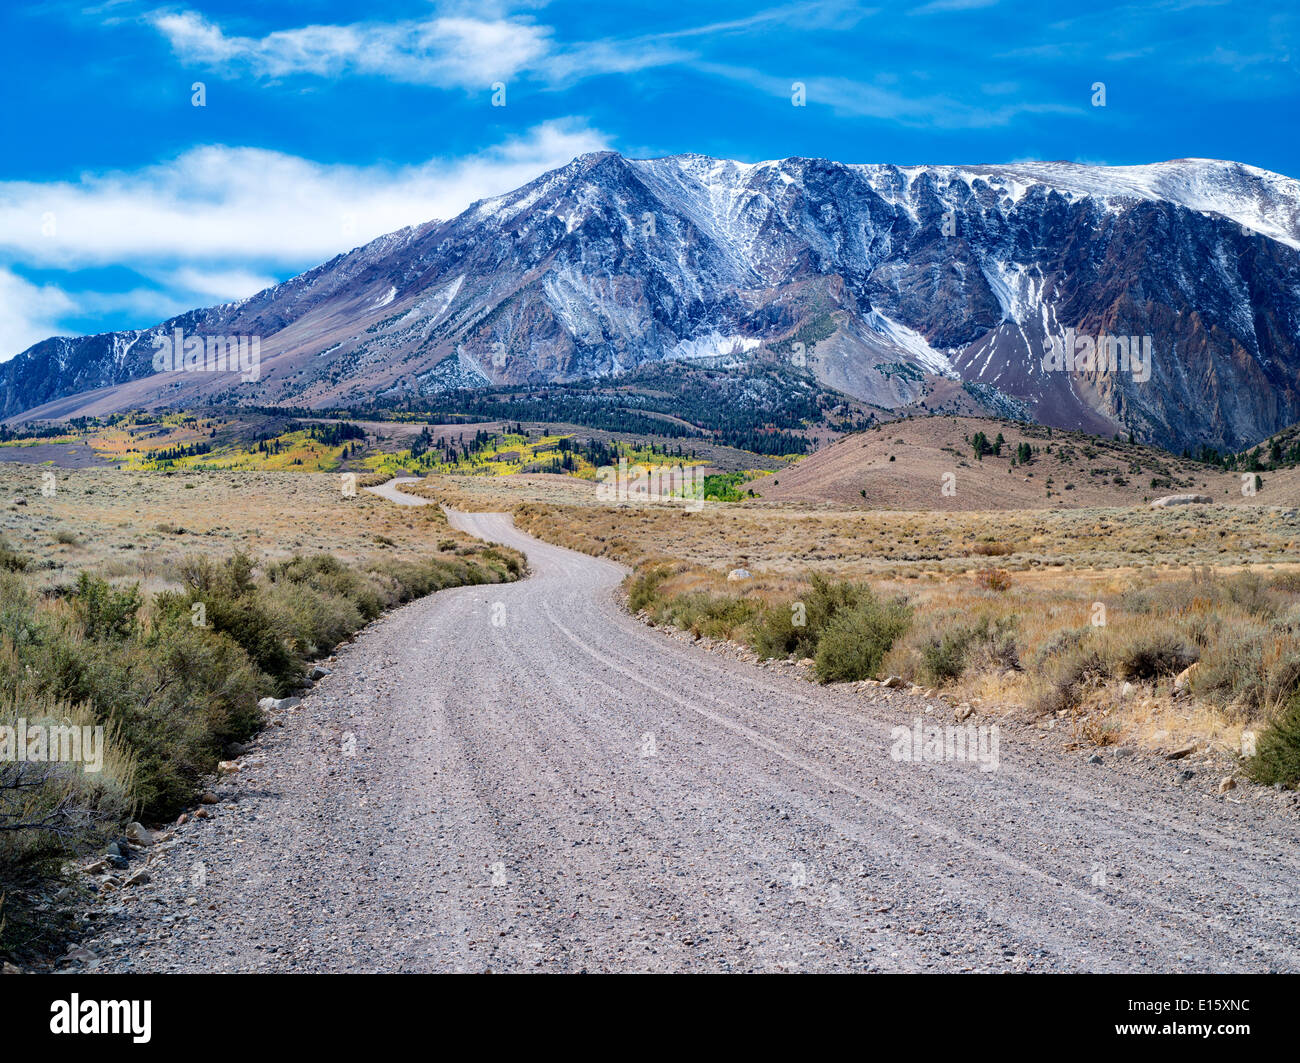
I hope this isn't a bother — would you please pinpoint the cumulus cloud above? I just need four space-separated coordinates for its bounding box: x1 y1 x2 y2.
0 119 607 268
0 120 610 359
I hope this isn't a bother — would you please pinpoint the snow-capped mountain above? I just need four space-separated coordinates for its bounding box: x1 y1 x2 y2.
5 151 1300 452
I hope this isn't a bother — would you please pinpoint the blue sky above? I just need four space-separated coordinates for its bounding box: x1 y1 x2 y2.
1 0 1296 358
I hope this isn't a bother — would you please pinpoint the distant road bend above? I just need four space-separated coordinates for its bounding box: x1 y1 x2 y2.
89 495 1300 972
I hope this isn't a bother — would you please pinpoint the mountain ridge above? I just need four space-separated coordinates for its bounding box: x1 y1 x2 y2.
5 151 1300 453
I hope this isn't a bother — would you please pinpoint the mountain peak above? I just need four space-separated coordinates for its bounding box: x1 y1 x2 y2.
4 151 1299 456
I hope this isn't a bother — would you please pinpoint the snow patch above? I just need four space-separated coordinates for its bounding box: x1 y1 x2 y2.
665 332 761 361
864 310 957 378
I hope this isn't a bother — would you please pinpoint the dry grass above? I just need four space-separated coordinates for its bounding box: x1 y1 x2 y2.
0 464 485 591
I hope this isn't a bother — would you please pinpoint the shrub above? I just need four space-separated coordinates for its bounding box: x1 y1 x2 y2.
0 537 28 572
0 542 521 960
68 573 141 642
0 698 134 956
916 614 1019 685
1247 693 1300 788
812 596 911 683
752 574 874 660
1032 642 1109 717
1112 630 1197 680
974 568 1011 592
627 566 671 614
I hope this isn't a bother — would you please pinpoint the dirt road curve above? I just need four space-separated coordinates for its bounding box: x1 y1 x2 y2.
85 508 1300 972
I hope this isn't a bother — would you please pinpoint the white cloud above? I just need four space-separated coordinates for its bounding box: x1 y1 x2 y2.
151 10 553 88
0 268 76 357
696 63 1074 128
147 7 697 90
169 267 281 302
0 120 610 359
0 119 608 270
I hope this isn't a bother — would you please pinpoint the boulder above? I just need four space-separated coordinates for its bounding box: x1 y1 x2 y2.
1149 494 1213 508
726 568 752 582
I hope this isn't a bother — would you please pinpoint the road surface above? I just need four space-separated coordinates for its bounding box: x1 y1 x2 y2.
82 507 1300 972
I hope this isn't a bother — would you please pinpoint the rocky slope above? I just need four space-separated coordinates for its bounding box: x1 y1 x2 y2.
5 153 1300 453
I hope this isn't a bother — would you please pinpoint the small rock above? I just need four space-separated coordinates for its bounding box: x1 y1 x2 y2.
1119 681 1135 699
217 760 240 775
1166 742 1199 760
123 869 151 887
176 813 189 825
12 496 27 506
882 675 903 689
310 665 332 681
1087 753 1104 764
125 821 154 846
198 792 218 805
2 962 22 974
797 657 815 668
1218 777 1237 794
726 568 752 582
62 945 96 965
954 703 975 722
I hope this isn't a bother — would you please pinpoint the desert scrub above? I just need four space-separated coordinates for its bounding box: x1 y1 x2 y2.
0 698 135 958
812 595 911 683
664 592 761 640
627 565 672 614
893 611 1020 686
1247 693 1300 788
751 574 881 661
0 542 521 962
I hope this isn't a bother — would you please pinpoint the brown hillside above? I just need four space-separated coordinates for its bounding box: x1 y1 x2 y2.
746 416 1300 511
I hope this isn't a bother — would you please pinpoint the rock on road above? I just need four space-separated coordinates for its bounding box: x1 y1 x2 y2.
85 507 1300 972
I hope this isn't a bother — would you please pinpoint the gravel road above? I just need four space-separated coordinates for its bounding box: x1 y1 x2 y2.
80 507 1300 973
